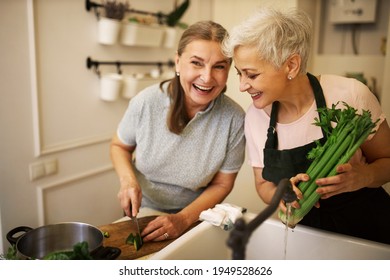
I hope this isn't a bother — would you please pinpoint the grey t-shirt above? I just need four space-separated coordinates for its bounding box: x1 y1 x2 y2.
117 83 245 211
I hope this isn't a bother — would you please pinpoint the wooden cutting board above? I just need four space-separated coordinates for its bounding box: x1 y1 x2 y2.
98 216 199 260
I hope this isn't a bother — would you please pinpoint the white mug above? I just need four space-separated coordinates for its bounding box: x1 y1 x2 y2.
100 73 123 101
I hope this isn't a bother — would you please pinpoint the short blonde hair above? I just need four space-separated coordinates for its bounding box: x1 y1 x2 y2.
222 7 312 73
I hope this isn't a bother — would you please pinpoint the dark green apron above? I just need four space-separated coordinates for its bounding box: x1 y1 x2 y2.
262 73 390 244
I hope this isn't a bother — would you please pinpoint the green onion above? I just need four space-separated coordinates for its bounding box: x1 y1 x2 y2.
279 102 378 227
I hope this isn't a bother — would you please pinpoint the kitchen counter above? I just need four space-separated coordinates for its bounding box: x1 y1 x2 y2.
98 215 200 260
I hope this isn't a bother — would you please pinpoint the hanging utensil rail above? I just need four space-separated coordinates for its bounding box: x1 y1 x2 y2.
85 0 167 23
86 57 175 76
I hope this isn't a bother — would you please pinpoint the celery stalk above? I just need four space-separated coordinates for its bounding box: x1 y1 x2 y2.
278 102 377 228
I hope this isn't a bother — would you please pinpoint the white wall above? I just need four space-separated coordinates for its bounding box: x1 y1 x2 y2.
312 0 390 100
379 11 390 194
1 0 39 253
0 207 3 254
380 4 390 124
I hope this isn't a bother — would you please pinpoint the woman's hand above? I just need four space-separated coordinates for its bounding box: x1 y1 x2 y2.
315 148 369 199
280 173 322 214
140 171 237 242
110 134 142 217
141 213 189 242
117 178 142 217
316 119 390 199
279 174 306 214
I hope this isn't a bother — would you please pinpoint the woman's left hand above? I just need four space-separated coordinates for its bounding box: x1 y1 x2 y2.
141 214 188 242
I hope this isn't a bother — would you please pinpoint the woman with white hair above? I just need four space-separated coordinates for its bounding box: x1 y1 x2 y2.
223 7 390 244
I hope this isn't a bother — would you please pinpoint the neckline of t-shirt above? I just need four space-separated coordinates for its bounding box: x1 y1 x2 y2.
260 99 317 127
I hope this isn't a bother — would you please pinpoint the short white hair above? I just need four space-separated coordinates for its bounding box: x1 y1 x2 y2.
222 7 312 73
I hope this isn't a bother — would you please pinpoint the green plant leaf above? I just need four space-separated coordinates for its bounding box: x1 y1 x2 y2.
166 0 190 27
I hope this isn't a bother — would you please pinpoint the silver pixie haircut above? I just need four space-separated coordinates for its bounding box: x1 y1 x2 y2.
222 7 312 73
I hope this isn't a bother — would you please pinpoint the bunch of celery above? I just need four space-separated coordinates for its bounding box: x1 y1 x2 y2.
278 102 378 227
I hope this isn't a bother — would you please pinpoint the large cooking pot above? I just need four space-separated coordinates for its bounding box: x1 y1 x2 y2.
6 222 121 260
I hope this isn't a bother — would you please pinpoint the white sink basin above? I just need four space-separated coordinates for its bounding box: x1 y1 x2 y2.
151 212 390 260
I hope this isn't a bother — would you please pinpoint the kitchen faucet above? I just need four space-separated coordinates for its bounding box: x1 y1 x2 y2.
227 178 297 260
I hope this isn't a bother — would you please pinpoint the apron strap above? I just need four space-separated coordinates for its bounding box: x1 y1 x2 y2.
265 101 279 149
307 73 326 110
265 73 329 149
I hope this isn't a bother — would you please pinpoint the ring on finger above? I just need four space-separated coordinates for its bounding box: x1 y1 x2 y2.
163 232 169 239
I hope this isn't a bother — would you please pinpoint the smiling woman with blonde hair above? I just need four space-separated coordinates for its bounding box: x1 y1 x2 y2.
223 7 390 244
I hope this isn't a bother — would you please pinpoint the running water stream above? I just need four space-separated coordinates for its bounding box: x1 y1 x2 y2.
284 203 293 260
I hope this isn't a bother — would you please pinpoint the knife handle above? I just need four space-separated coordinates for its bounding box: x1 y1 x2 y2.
129 204 136 218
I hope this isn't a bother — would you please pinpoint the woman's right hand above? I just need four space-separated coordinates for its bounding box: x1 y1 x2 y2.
289 173 320 209
278 174 304 214
117 179 142 217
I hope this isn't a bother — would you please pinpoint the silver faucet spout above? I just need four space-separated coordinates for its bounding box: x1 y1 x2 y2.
227 178 297 260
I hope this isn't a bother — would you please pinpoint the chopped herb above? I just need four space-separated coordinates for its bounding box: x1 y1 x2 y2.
0 244 18 260
43 241 93 260
126 232 143 251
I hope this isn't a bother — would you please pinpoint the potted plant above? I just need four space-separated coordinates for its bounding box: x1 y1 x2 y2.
120 16 165 47
162 0 190 48
98 0 129 45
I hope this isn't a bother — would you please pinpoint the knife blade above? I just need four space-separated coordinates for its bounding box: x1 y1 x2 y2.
127 206 143 250
132 214 141 237
129 205 141 236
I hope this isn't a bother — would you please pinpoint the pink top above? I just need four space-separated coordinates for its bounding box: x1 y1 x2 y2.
245 74 385 168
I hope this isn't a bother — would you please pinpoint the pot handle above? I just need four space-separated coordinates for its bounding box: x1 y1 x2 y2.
6 226 33 245
93 246 121 260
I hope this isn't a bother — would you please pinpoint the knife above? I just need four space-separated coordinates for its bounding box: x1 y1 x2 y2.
129 205 141 236
131 214 141 237
128 206 143 250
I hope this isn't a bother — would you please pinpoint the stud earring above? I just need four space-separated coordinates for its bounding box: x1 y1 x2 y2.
288 75 293 80
176 72 180 76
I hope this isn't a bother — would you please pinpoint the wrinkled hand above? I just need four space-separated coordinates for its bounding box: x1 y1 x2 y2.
279 173 320 214
141 214 188 242
117 181 142 217
279 174 304 214
315 148 368 199
315 164 368 199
